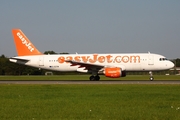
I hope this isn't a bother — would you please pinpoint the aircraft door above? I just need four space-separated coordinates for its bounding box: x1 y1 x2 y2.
148 55 154 65
39 57 44 66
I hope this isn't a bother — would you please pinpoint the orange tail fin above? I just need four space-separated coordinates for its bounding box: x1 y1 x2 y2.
12 29 43 56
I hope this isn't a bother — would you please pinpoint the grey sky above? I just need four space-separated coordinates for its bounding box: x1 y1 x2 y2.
0 0 179 59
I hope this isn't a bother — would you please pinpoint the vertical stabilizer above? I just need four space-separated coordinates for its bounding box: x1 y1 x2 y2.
12 29 42 56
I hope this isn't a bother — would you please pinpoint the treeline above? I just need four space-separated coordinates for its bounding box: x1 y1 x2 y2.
0 53 180 75
0 54 42 75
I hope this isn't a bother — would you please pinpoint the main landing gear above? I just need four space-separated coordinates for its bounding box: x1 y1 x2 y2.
89 75 100 81
149 71 154 81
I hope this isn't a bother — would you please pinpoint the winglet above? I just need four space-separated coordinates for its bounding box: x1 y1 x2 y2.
12 29 43 56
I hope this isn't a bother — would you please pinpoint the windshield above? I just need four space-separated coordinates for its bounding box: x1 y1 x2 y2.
159 58 168 61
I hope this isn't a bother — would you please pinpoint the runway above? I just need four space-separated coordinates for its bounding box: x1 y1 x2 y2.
0 80 180 84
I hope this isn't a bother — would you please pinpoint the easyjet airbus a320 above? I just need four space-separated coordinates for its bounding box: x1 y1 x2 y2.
9 29 174 81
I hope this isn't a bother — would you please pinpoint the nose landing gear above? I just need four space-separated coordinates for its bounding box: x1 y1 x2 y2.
149 71 154 81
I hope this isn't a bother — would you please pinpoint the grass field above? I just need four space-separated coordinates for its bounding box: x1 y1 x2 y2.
0 84 180 120
0 75 180 80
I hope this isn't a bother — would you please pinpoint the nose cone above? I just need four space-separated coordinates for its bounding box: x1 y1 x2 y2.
168 61 175 69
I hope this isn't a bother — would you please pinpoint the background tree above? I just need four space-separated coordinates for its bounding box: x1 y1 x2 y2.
175 58 180 67
59 52 69 54
44 51 69 54
44 51 57 54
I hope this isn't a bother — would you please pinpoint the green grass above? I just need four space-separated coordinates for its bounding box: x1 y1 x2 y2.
0 84 180 120
0 75 180 80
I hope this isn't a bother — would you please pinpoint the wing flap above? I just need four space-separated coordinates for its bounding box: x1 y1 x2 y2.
66 60 104 70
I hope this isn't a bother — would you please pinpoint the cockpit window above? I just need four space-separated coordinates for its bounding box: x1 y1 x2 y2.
159 58 168 61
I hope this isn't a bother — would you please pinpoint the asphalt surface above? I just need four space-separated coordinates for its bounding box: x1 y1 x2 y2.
0 80 180 84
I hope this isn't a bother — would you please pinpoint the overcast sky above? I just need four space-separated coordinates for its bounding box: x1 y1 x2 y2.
0 0 180 59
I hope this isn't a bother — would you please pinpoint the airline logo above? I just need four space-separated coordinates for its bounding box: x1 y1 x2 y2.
17 32 34 52
58 54 140 64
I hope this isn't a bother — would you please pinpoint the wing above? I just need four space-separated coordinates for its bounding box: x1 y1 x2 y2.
66 60 104 71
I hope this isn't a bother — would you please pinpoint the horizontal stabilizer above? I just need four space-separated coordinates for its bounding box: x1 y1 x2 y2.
9 57 29 63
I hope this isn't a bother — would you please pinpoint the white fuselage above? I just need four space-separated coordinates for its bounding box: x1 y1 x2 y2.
10 53 174 72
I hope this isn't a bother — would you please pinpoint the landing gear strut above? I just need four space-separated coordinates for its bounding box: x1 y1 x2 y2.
149 71 154 81
89 75 100 81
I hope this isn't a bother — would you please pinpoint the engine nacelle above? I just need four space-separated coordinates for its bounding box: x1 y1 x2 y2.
104 67 126 78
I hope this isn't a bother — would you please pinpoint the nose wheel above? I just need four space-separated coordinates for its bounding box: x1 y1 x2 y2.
149 71 154 81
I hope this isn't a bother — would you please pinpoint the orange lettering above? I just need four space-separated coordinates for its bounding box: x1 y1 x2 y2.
89 54 98 63
65 56 73 63
106 55 113 63
66 56 73 60
114 56 121 63
98 56 105 63
58 56 65 63
74 56 81 62
81 56 90 63
57 55 141 64
130 56 140 63
122 56 129 63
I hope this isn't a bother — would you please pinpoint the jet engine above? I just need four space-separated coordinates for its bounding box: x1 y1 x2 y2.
103 67 126 78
